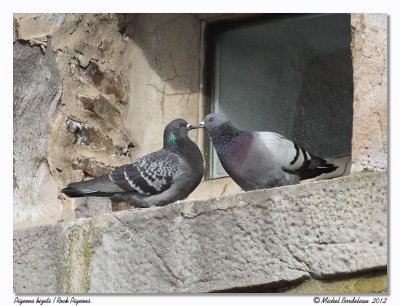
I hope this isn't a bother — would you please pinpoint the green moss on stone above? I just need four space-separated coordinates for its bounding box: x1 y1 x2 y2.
63 220 93 293
81 220 93 293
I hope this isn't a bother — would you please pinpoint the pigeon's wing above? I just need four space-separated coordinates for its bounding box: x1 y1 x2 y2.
256 132 310 171
109 149 180 196
256 132 337 178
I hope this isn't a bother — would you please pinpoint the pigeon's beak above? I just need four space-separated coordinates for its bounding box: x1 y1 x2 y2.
186 123 197 130
197 121 205 128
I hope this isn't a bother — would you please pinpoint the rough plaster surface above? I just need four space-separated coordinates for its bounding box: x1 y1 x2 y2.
14 171 387 293
351 14 387 172
122 14 202 160
13 41 63 229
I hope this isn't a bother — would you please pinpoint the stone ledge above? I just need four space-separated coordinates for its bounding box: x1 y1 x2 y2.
13 171 387 293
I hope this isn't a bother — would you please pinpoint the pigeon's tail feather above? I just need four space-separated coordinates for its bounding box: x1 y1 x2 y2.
61 186 87 197
61 186 114 198
62 175 126 198
299 154 338 180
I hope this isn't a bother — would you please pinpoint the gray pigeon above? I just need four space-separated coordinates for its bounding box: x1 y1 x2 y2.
62 119 204 208
198 113 337 191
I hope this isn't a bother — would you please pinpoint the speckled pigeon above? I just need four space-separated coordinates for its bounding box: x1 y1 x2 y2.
198 113 337 191
62 119 204 208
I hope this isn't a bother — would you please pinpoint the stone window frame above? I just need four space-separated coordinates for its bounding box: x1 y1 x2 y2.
197 13 387 181
200 13 351 180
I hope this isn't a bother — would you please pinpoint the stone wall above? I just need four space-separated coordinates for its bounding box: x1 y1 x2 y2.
13 13 387 293
351 14 387 172
13 40 62 229
13 13 388 228
13 13 218 228
14 14 131 228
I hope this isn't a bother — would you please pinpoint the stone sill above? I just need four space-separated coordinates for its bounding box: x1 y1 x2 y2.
13 171 387 293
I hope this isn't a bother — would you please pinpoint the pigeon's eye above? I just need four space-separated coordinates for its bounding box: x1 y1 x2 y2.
177 123 185 128
209 117 214 123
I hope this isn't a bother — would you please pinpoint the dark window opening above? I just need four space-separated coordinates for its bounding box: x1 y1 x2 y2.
203 13 354 179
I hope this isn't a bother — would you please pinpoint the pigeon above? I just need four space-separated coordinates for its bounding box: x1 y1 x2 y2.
62 118 204 208
198 113 337 191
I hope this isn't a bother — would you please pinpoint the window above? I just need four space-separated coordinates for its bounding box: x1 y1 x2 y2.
203 13 353 179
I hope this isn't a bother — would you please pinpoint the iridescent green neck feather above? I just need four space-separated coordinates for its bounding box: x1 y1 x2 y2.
166 132 177 149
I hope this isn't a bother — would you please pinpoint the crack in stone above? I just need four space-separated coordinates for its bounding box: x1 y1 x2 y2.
375 111 386 153
140 235 184 286
275 236 312 275
68 16 81 36
160 83 166 121
310 240 354 246
268 241 309 274
165 56 178 82
180 194 252 220
180 205 238 219
179 195 255 220
147 83 195 97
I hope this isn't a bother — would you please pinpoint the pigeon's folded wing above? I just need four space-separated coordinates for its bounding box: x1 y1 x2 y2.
257 132 337 179
109 150 179 196
256 132 311 172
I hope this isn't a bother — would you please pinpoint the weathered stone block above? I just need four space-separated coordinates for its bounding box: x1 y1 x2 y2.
13 171 387 293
